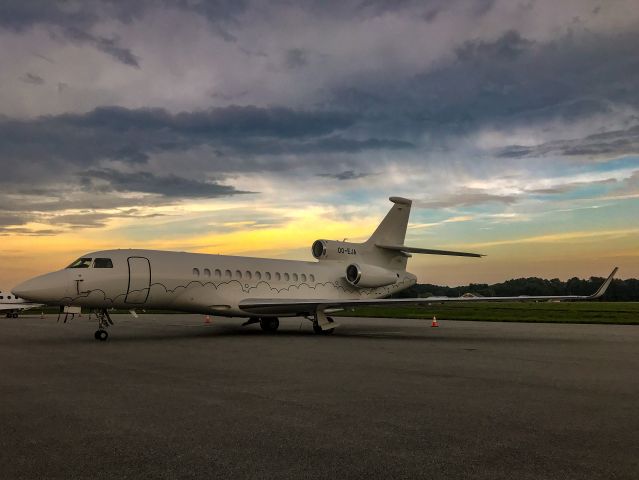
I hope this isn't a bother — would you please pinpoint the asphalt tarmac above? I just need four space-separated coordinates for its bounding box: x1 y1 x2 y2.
1 314 638 479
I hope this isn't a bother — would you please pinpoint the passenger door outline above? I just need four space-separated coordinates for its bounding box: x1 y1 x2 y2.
125 256 151 304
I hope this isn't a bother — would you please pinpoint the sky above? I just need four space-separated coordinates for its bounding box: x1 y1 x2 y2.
1 0 638 287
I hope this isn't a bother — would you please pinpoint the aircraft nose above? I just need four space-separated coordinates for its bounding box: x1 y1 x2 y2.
12 271 67 303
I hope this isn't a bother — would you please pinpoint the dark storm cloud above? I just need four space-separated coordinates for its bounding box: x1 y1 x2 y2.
0 213 31 227
0 0 635 246
454 30 532 62
60 27 139 68
228 136 413 156
19 72 44 85
0 0 248 66
497 125 639 159
60 105 353 139
0 104 409 184
285 48 308 69
0 211 58 235
0 1 142 67
81 169 252 198
0 1 96 31
0 192 169 213
317 170 374 181
331 29 639 135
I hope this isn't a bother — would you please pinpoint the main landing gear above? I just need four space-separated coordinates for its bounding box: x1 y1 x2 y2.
6 312 18 318
93 309 113 341
241 317 280 332
259 317 280 333
312 317 335 335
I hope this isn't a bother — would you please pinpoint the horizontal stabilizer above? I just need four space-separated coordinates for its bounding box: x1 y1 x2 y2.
376 244 484 258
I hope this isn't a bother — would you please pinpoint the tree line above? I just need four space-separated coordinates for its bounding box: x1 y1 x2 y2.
394 276 639 301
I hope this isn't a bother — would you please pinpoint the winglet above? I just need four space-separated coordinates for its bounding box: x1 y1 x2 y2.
588 267 618 299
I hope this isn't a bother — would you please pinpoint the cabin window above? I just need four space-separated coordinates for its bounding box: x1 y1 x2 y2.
292 273 298 282
224 269 232 279
0 296 3 299
265 272 271 281
193 268 200 276
235 270 243 279
204 268 211 277
214 269 222 279
7 296 11 299
67 258 92 268
310 274 315 282
275 272 281 281
245 271 252 280
284 273 290 281
93 258 113 268
255 271 262 281
301 273 307 282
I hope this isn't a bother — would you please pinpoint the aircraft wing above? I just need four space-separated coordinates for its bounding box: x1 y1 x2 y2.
239 267 618 315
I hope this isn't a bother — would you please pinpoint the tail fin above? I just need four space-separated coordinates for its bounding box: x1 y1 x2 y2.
366 197 411 245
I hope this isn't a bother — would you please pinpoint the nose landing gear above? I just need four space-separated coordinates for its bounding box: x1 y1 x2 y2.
94 309 113 341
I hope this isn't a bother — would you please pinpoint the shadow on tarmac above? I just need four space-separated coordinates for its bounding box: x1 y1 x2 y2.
8 321 590 347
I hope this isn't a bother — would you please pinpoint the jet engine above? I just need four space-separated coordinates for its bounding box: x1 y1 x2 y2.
345 263 398 288
312 239 360 261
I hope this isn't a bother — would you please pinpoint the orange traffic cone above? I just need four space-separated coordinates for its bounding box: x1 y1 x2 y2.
204 315 211 324
431 316 439 328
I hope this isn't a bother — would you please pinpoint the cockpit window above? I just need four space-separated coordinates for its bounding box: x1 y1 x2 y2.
93 258 113 268
67 258 93 268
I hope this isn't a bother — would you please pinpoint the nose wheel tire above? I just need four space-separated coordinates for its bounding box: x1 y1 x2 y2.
94 329 108 341
259 317 279 333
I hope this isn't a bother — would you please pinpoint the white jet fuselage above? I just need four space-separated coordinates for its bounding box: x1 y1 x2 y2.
18 249 416 317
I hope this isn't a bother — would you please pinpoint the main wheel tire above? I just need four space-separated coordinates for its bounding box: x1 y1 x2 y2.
96 330 108 341
13 313 19 318
313 317 335 335
94 330 100 340
323 317 335 335
259 317 279 332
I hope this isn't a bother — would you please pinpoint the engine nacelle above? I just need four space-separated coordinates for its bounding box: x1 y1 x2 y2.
312 239 360 261
345 263 398 288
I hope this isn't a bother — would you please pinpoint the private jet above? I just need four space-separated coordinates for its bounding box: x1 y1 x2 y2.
0 290 42 318
12 197 617 340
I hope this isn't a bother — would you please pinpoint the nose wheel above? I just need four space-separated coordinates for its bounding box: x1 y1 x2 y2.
93 309 113 341
94 329 108 341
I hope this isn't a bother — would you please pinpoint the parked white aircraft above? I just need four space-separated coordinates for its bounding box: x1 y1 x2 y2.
12 197 616 340
0 290 42 318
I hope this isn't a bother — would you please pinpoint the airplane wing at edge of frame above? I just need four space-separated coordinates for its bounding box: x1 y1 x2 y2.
238 267 619 315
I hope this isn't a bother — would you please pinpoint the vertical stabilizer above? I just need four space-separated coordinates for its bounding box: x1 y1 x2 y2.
366 197 412 246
